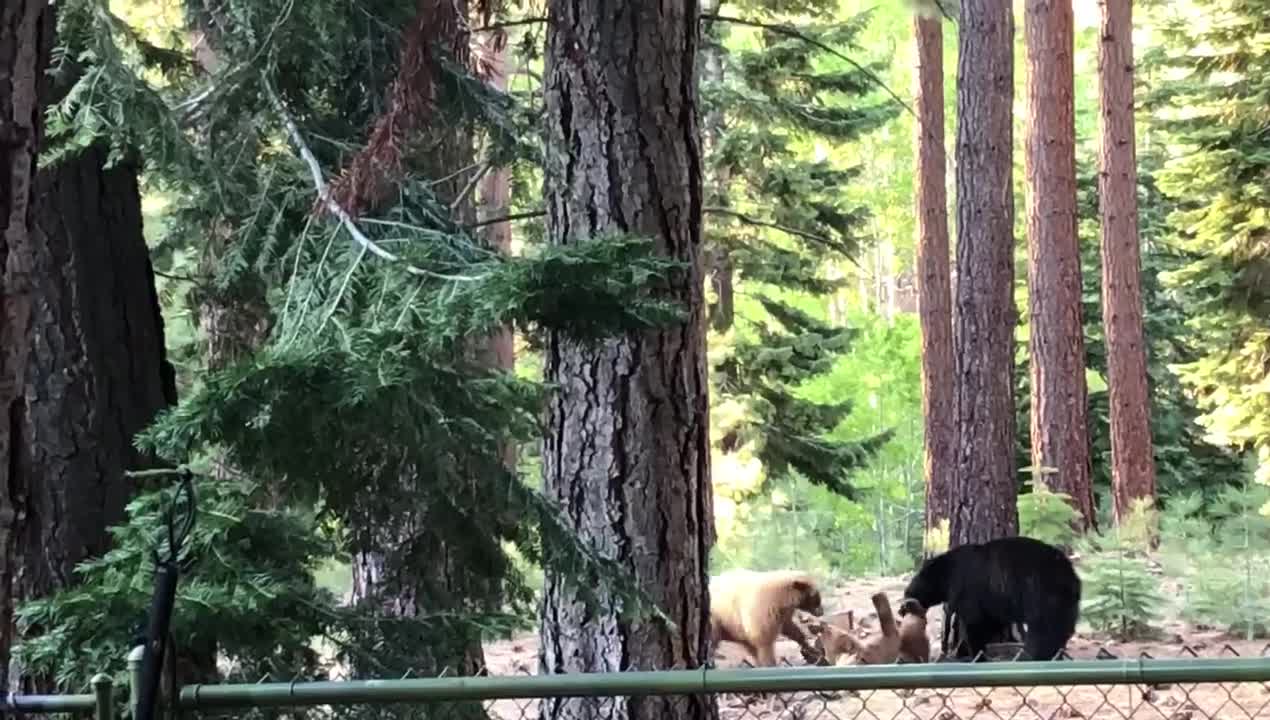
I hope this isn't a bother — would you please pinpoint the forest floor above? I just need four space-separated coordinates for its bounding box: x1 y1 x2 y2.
478 573 1270 720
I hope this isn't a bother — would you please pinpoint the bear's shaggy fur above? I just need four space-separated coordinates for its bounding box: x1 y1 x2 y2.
896 598 931 663
901 536 1081 661
709 569 824 666
814 593 908 666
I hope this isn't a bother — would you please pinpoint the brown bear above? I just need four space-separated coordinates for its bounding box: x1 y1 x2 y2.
897 598 931 663
709 569 824 666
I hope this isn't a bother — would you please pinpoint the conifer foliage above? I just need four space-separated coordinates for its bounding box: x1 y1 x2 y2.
15 0 693 688
702 4 900 499
1153 0 1270 486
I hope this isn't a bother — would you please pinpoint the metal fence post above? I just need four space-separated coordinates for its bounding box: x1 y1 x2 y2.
128 645 145 719
92 674 114 720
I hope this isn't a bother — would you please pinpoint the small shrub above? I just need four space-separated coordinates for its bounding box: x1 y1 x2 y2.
1018 481 1081 549
1076 500 1164 641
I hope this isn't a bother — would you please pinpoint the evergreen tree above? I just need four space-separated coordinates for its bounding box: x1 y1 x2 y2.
701 5 900 503
1097 0 1157 526
1024 0 1093 531
535 4 715 720
1150 0 1270 488
0 0 178 691
15 0 690 691
951 0 1019 546
912 5 956 537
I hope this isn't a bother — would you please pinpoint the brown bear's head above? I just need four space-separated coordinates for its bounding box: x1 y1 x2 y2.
793 579 824 617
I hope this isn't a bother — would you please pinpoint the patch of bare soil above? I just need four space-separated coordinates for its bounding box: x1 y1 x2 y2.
479 574 1270 720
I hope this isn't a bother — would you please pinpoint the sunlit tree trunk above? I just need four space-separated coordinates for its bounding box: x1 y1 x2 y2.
1026 0 1094 532
537 2 716 720
950 0 1019 548
1097 0 1156 527
913 10 956 541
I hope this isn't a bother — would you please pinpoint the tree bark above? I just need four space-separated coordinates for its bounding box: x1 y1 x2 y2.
1097 0 1156 525
0 2 178 691
913 12 956 540
1026 0 1094 532
0 0 49 687
538 2 715 720
950 0 1019 548
478 29 516 470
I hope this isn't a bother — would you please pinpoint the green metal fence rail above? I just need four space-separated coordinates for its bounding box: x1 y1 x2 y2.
177 659 1270 708
7 648 1270 719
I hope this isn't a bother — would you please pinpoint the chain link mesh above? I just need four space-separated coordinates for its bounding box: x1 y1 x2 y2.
161 645 1270 720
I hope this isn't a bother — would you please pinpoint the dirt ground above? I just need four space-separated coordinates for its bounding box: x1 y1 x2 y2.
479 574 1270 720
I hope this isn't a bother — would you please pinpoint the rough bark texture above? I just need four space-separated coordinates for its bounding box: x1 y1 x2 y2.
1025 0 1094 532
1097 0 1156 525
950 0 1019 548
538 2 715 720
913 13 956 538
0 3 178 691
0 0 48 688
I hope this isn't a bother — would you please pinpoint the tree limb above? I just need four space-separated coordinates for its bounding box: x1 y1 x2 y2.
704 206 862 267
465 210 546 230
262 76 478 281
701 13 916 118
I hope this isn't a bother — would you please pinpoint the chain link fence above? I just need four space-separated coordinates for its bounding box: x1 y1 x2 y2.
9 644 1270 720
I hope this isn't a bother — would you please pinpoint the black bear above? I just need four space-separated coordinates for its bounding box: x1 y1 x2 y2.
899 536 1080 661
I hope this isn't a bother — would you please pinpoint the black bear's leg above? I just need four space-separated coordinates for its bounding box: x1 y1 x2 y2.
1022 603 1078 661
959 618 996 662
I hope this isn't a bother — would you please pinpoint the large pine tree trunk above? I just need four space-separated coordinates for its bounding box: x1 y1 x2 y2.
1097 0 1156 525
538 2 715 720
1026 0 1094 532
950 0 1019 548
0 2 177 690
913 11 956 540
0 0 49 687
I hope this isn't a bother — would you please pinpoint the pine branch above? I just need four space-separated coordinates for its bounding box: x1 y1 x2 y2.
465 210 546 229
701 13 916 118
262 76 479 282
705 206 862 268
473 17 549 33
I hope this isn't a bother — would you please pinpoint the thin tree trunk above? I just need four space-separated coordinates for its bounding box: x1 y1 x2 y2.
346 0 498 683
913 11 955 541
950 0 1019 548
478 30 516 470
1026 0 1094 532
701 0 734 333
0 2 177 691
538 2 715 720
1097 0 1156 526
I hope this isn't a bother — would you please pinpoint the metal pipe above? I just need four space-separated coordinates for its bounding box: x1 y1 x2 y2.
179 658 1270 710
128 644 146 719
92 674 114 720
0 693 97 714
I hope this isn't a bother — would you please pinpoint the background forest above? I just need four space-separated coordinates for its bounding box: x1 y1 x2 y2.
1 0 1269 708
